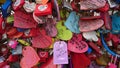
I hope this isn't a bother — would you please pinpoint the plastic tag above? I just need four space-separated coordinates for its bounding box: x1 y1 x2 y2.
82 31 98 42
20 46 40 68
14 10 37 28
32 28 52 48
79 19 104 32
23 1 36 13
65 11 80 33
56 21 73 40
11 44 22 55
68 34 88 53
53 41 68 64
1 0 12 18
13 0 25 10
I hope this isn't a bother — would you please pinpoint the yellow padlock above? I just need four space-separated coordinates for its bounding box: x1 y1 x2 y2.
49 38 54 49
18 39 30 46
0 0 6 4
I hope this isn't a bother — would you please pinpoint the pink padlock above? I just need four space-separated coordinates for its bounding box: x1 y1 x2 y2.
108 56 117 68
8 40 18 49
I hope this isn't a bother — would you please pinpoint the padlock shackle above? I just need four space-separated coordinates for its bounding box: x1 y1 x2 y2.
100 33 120 57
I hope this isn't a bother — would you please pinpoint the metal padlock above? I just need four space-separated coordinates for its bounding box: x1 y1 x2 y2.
1 0 12 18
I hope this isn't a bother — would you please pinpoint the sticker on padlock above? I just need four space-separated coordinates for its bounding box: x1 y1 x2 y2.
20 46 40 68
1 0 12 18
34 2 52 16
12 0 25 10
65 11 80 33
53 41 68 64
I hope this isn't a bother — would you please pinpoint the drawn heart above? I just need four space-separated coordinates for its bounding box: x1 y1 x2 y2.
23 1 36 13
56 21 73 41
79 19 104 32
64 11 80 33
32 28 52 48
44 18 57 37
68 34 88 53
20 46 40 68
80 0 106 10
82 31 98 42
40 57 57 68
39 51 48 58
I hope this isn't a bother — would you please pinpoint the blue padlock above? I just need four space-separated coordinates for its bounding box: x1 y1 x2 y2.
11 44 22 55
1 0 12 18
87 47 92 54
17 28 28 32
111 12 120 34
115 0 120 3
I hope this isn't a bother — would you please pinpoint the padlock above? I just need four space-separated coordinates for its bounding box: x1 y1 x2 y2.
88 42 101 54
34 2 52 16
7 55 19 62
1 0 12 18
0 16 5 34
17 39 30 46
8 40 18 49
38 51 48 62
12 0 25 10
11 44 22 55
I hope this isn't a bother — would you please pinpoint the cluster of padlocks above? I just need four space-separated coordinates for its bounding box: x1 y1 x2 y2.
1 0 120 68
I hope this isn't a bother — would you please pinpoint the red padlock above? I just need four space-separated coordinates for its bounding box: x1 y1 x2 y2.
112 35 119 47
98 3 109 12
0 16 5 34
12 0 25 10
38 51 48 62
7 55 19 62
88 42 101 54
34 2 52 16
